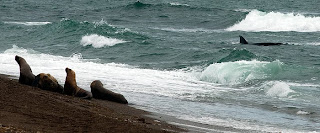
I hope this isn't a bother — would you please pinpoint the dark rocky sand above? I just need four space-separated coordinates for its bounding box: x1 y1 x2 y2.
0 74 185 133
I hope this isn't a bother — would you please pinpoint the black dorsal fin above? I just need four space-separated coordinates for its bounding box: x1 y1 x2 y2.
239 36 248 44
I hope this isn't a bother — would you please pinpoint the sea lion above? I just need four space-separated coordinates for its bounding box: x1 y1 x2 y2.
64 68 92 99
32 73 64 94
90 80 128 104
15 55 35 86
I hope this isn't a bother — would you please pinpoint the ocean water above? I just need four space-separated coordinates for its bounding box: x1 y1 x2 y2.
1 0 320 132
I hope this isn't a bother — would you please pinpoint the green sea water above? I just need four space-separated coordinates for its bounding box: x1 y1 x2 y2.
1 0 320 132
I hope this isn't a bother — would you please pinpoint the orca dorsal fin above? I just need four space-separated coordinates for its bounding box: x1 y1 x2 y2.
239 36 248 44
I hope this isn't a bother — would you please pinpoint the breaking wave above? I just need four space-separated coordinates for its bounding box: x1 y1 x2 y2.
200 60 283 85
4 21 52 26
227 10 320 32
80 34 127 48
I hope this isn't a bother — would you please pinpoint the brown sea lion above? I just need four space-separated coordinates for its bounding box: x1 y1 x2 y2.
32 73 64 94
90 80 128 104
64 68 92 99
15 55 35 86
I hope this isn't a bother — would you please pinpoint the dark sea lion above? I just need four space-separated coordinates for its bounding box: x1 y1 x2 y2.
90 80 128 104
15 55 35 86
240 36 284 46
64 68 92 99
32 73 64 94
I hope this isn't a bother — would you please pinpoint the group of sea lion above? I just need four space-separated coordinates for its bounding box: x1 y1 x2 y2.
15 55 128 104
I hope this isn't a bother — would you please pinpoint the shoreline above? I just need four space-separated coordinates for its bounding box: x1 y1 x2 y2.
0 74 185 132
0 74 272 133
146 112 264 133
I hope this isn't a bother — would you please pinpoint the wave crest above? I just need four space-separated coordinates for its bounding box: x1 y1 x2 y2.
80 34 127 48
4 21 51 26
200 60 283 85
226 10 320 32
217 49 257 63
261 81 295 97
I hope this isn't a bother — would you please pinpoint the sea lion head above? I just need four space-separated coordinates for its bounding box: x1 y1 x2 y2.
90 80 128 104
65 67 76 84
90 80 103 89
15 55 32 72
15 55 20 62
34 73 64 93
15 55 24 65
15 55 35 85
65 67 75 77
64 67 79 96
65 67 70 73
39 73 58 88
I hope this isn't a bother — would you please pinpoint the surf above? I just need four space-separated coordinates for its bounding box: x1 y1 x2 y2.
226 10 320 32
80 34 127 48
199 60 283 85
4 21 52 26
1 46 320 132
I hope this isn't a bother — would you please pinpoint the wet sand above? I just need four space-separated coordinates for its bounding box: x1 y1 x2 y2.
0 74 185 133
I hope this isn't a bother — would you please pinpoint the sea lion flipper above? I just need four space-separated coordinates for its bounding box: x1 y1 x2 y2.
76 90 93 100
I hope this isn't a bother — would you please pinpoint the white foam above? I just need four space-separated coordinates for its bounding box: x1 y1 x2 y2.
169 2 190 7
80 34 127 48
304 42 320 46
179 115 303 133
0 45 220 98
296 110 310 115
286 82 319 87
1 46 317 133
168 122 220 133
92 19 108 27
92 19 117 29
234 9 255 13
262 81 295 97
199 60 283 85
4 21 51 26
226 10 320 32
154 27 209 33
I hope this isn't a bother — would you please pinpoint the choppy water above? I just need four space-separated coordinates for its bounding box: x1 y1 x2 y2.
1 0 320 132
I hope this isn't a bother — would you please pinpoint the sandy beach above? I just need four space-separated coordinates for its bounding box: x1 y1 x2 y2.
0 74 185 133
